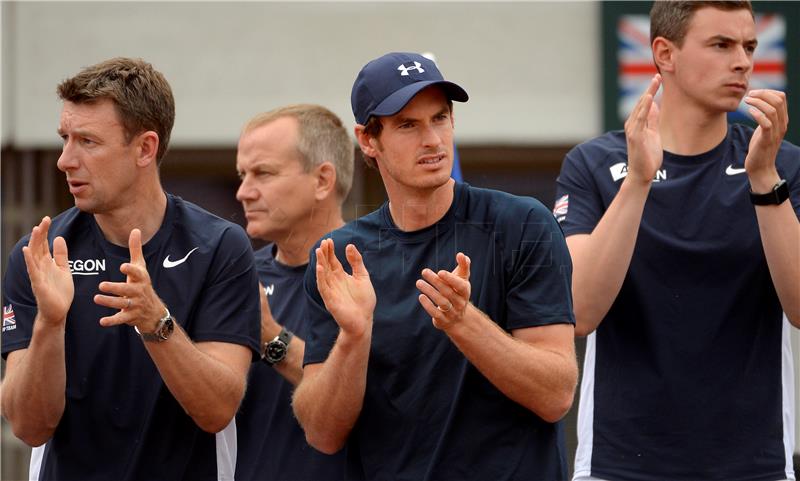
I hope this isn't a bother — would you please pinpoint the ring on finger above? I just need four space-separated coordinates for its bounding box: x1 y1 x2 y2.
437 302 453 313
125 298 132 310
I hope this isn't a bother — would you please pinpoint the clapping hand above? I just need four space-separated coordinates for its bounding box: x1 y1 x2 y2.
744 89 788 183
315 239 376 338
416 252 472 331
94 229 166 332
625 74 663 186
22 216 74 326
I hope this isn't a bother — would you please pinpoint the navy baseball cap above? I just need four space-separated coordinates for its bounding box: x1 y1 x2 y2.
351 52 469 125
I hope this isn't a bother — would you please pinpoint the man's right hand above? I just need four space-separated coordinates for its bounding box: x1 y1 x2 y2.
314 239 375 338
22 216 73 326
624 74 663 186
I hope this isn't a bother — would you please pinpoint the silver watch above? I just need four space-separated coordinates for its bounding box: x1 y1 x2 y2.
135 307 175 342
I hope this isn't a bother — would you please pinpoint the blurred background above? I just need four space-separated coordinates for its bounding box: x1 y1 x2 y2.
1 1 798 479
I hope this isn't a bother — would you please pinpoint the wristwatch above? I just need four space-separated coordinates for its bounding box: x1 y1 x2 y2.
750 179 789 206
262 327 293 366
135 307 175 342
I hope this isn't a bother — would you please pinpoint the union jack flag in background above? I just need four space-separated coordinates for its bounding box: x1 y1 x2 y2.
617 13 787 124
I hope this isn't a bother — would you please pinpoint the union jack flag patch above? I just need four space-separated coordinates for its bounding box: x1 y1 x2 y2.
553 194 569 223
3 304 17 332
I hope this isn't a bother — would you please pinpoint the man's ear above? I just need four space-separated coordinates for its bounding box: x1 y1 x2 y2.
135 131 160 167
652 37 676 74
313 161 337 201
354 124 380 159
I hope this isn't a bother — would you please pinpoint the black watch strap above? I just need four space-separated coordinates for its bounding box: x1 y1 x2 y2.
276 327 293 346
750 179 790 206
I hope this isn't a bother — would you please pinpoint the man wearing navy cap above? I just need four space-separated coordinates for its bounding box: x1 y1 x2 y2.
293 52 578 480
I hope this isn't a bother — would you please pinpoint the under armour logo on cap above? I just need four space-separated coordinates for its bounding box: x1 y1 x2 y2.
351 52 469 125
398 61 425 76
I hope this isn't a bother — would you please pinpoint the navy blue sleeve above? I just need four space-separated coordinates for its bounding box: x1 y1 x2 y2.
2 236 37 358
189 225 261 358
302 238 341 367
554 142 607 236
504 201 575 331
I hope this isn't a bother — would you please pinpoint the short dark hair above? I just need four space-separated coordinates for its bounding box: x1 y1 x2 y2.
57 57 175 164
360 116 384 170
650 1 754 47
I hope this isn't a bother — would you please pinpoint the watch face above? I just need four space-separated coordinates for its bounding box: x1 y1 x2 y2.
157 317 175 340
266 340 287 363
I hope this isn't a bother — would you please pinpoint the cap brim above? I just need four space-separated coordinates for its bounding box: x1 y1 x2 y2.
369 80 468 121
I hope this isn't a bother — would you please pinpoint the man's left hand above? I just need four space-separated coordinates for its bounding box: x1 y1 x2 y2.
417 252 471 330
94 228 167 332
744 89 788 189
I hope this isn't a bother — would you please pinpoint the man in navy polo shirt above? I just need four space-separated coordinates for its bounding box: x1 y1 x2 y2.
292 52 578 480
1 57 260 481
556 2 800 480
234 104 352 480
